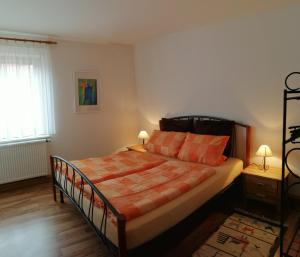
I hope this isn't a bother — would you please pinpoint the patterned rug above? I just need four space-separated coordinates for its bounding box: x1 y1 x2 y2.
193 212 280 257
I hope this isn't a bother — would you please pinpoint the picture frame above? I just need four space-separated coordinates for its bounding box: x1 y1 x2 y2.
74 70 100 113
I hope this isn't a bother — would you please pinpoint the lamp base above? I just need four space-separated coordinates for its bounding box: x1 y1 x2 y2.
258 164 269 171
258 156 269 171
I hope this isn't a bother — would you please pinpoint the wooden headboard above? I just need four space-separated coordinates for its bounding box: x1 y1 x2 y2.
159 115 251 167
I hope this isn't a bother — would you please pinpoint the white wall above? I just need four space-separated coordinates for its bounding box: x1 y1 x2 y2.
134 4 300 168
50 41 139 160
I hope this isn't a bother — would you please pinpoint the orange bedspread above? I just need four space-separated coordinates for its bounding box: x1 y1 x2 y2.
60 151 167 184
91 160 216 221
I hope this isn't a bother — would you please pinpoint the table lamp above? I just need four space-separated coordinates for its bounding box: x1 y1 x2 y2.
256 144 272 171
138 130 149 145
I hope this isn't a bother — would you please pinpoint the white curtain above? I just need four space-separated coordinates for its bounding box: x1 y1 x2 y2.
0 41 55 142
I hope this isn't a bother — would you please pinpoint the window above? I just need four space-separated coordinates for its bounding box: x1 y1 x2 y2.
0 42 55 142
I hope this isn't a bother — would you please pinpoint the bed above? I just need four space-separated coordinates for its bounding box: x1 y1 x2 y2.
51 115 251 257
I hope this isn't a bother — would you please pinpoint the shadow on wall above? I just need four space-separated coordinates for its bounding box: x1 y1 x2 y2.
138 110 160 134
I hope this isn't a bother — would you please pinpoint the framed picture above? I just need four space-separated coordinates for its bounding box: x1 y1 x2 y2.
74 70 100 113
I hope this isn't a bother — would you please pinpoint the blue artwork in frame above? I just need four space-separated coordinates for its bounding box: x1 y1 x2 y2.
74 71 100 112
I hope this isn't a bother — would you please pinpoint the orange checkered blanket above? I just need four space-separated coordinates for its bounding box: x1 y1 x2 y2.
91 160 216 221
60 151 167 184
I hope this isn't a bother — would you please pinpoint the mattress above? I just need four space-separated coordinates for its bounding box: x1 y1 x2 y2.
57 157 242 249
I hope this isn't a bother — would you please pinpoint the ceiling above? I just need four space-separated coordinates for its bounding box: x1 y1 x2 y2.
0 0 297 44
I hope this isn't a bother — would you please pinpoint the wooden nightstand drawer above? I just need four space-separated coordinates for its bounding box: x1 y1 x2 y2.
242 165 288 208
245 190 277 204
244 175 277 194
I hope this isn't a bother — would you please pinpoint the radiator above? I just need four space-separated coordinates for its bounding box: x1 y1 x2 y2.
0 140 49 184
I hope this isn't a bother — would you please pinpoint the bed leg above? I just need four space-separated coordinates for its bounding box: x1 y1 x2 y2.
52 185 57 201
59 190 64 203
118 215 127 257
50 155 57 202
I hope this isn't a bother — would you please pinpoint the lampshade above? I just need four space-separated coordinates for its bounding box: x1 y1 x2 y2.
256 145 272 157
138 130 149 140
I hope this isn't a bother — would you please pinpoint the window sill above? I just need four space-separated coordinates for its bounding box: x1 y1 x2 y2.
0 137 51 147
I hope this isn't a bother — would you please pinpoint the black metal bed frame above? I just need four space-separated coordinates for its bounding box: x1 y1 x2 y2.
51 115 251 257
51 156 126 257
281 72 300 256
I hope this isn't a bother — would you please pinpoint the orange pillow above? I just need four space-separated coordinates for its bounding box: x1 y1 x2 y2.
177 133 229 166
145 130 187 157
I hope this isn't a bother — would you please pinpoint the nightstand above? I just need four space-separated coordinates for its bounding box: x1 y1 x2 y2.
127 144 146 153
242 164 289 209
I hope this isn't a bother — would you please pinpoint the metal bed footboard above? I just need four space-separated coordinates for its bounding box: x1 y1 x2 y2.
50 155 127 257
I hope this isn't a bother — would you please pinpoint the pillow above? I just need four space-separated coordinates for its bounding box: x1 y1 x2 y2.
145 130 187 157
193 120 234 156
159 118 193 132
177 133 229 166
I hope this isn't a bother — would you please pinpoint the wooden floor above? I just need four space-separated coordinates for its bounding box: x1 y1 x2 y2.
0 177 236 257
0 177 110 257
0 176 294 257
